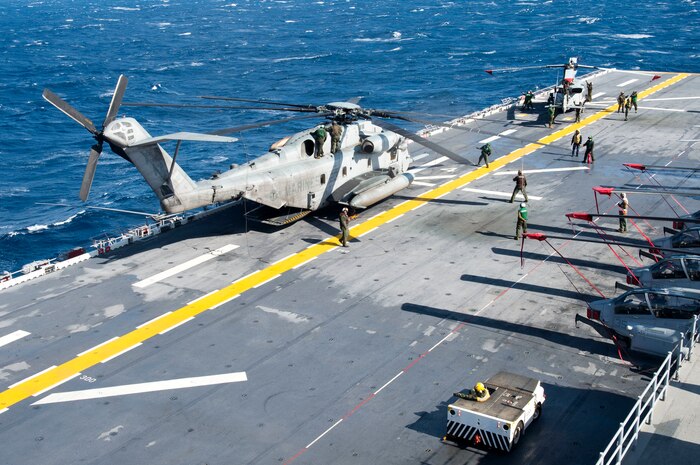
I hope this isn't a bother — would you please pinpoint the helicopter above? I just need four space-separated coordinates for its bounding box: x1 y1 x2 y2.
487 57 596 113
42 76 470 225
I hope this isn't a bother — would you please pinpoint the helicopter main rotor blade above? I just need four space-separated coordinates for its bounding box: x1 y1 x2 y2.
372 119 473 165
80 145 102 201
37 202 161 219
485 65 551 74
199 95 318 110
122 102 317 112
42 88 98 135
103 74 128 128
208 114 324 136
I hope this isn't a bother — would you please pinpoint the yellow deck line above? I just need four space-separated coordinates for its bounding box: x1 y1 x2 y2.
0 72 689 411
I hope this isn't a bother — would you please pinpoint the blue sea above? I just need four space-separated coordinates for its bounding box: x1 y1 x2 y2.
1 0 698 273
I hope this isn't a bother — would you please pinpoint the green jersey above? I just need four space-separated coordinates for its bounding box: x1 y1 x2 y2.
518 206 528 220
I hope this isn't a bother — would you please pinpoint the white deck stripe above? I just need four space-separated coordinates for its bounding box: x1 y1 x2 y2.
252 274 280 289
100 343 142 363
411 181 435 187
292 256 317 270
478 135 500 144
462 188 543 201
32 372 248 405
493 166 590 176
499 129 517 136
592 92 606 99
0 330 30 348
8 365 57 389
357 227 378 238
210 294 239 310
306 418 344 449
136 311 173 329
187 289 219 306
374 371 403 395
419 156 449 168
32 373 81 397
77 337 119 357
636 106 688 112
413 175 457 180
411 153 429 161
644 96 700 101
158 317 195 335
617 78 638 87
133 244 239 288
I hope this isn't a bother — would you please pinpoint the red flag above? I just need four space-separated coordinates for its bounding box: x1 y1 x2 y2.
485 70 493 75
592 186 614 196
651 75 661 81
524 233 547 241
623 163 646 171
566 212 593 222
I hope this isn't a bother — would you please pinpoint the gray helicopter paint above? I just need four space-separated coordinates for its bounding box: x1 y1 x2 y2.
107 113 411 213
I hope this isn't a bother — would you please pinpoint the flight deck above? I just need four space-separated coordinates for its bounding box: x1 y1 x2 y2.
1 69 698 465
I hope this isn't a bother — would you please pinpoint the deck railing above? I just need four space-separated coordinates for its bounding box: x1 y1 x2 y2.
594 315 698 465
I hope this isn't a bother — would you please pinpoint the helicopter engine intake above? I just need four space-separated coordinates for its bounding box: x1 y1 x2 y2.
361 132 400 155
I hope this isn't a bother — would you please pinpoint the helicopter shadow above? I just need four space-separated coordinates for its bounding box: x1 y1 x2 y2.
95 201 279 264
490 247 626 274
400 302 618 356
461 273 599 302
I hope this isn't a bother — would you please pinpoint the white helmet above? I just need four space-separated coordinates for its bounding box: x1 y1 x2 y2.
520 203 527 208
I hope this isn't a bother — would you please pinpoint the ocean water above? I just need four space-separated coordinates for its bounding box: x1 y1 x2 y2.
1 0 698 273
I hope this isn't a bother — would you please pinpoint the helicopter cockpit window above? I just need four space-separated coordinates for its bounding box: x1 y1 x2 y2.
303 139 315 157
685 258 700 281
614 293 650 315
651 259 686 279
570 87 583 94
672 230 700 248
320 174 326 185
650 293 700 319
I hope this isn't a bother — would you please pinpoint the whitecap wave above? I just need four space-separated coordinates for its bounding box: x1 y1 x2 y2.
27 224 49 233
53 211 85 226
615 33 653 39
111 6 140 11
578 17 600 24
272 54 328 63
179 32 192 36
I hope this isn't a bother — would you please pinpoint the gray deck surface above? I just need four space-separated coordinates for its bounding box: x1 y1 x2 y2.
1 69 698 465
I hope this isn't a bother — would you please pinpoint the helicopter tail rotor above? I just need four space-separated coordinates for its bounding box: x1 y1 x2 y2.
43 75 129 201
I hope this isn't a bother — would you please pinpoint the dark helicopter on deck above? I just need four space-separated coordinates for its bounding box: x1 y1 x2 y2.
486 57 597 112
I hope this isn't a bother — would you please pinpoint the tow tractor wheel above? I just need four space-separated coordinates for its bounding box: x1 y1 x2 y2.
533 403 542 421
512 421 524 447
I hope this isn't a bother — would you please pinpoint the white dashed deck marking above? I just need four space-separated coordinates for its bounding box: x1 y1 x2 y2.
133 244 239 288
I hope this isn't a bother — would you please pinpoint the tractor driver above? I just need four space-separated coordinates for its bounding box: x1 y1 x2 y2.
454 382 491 402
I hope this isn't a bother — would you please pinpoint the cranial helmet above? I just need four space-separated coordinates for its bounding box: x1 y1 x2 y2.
520 203 527 208
475 382 485 392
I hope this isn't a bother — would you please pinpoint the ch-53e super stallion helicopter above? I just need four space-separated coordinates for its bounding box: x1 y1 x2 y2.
487 57 596 112
43 75 472 225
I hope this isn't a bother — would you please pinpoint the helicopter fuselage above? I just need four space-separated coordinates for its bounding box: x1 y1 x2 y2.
109 117 411 214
